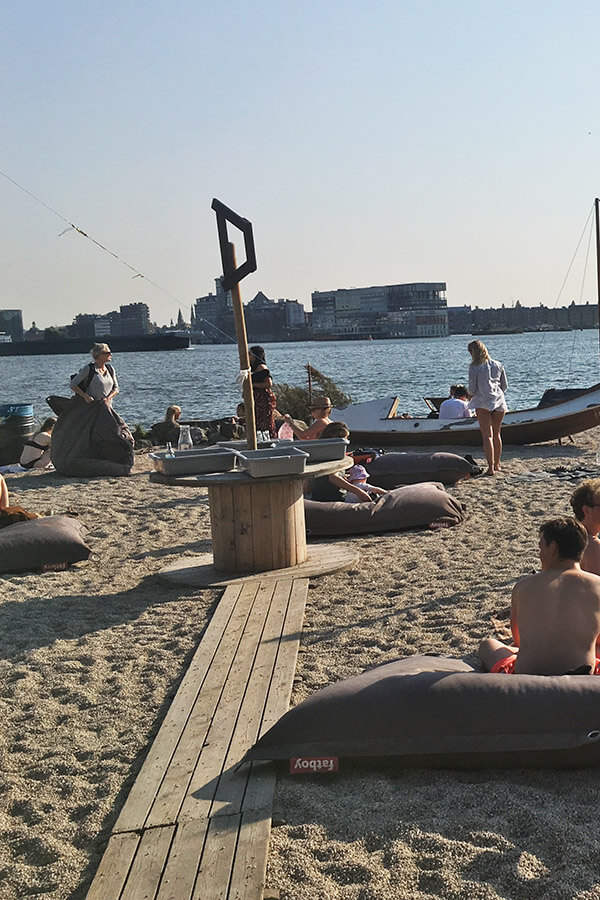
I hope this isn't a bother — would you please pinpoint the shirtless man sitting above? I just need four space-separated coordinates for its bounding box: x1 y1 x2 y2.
478 516 600 675
570 478 600 576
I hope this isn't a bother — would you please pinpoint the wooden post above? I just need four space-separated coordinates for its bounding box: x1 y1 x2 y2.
228 242 257 451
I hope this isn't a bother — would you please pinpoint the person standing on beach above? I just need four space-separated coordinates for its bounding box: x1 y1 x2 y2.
478 517 600 675
70 343 119 407
570 479 600 576
250 346 278 438
467 340 507 476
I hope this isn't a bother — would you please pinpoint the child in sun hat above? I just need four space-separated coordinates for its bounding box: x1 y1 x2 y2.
343 464 388 503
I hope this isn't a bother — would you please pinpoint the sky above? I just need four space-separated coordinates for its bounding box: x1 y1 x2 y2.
2 0 600 329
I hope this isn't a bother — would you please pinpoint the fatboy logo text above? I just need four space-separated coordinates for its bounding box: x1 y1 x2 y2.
289 756 339 774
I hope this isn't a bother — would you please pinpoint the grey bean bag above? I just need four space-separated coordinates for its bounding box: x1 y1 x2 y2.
365 452 481 488
50 397 134 477
0 516 91 573
305 482 465 536
245 655 600 769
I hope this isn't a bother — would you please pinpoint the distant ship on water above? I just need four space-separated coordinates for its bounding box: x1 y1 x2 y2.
0 332 191 357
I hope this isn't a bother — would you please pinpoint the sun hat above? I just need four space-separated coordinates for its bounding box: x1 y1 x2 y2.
310 396 332 409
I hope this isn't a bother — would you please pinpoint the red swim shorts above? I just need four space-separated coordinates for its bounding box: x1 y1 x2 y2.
490 655 600 675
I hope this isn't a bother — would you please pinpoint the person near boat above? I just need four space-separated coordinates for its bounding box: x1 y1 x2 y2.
283 396 333 440
70 343 119 407
439 385 473 420
309 422 375 503
19 417 57 469
467 340 507 475
250 346 278 438
570 479 600 576
479 517 600 676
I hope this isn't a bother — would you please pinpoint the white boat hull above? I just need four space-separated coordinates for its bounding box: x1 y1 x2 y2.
331 384 600 446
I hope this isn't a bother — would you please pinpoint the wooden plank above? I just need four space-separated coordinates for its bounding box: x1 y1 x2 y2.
191 814 240 900
250 483 275 572
145 582 261 828
210 485 237 571
228 811 273 900
155 819 210 900
114 584 246 833
259 578 308 733
158 543 360 587
241 578 308 814
292 481 307 565
232 483 254 572
179 582 276 821
210 579 295 817
121 825 175 900
85 831 140 900
267 483 290 570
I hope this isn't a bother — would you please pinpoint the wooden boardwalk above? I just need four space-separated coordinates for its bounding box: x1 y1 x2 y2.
85 577 308 900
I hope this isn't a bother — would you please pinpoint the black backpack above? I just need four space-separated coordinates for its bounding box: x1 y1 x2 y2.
72 362 115 392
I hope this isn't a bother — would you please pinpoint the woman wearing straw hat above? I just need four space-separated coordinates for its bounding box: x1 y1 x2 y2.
284 396 333 440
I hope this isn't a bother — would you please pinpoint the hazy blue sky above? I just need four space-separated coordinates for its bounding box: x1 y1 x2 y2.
2 0 600 328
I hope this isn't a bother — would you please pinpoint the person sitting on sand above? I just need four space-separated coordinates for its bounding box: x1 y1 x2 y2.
19 417 57 469
570 479 600 576
283 396 332 440
344 464 388 503
309 422 375 503
439 385 473 420
478 516 600 675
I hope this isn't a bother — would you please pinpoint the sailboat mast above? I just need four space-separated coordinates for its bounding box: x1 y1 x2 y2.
596 198 600 363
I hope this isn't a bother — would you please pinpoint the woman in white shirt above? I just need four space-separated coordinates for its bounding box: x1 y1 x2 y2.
70 343 119 406
468 340 508 476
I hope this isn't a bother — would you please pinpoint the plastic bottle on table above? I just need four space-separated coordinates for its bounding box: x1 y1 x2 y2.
177 424 193 451
165 442 175 458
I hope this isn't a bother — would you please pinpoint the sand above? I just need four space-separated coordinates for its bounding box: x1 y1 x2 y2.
2 432 600 900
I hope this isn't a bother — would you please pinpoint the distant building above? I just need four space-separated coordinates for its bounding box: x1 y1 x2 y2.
244 292 309 342
193 278 235 342
311 282 448 339
447 306 473 334
0 309 24 342
113 302 151 336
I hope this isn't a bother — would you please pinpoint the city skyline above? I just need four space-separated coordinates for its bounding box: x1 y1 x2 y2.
3 2 600 328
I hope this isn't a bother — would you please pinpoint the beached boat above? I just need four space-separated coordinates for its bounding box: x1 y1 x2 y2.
331 384 600 447
332 198 600 448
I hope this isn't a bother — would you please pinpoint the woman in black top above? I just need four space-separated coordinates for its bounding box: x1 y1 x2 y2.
250 346 278 437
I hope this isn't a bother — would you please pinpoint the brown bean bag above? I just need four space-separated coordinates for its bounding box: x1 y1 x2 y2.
365 452 480 488
305 482 465 536
244 655 600 769
0 516 91 573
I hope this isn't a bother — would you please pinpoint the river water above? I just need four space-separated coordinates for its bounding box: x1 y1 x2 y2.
1 331 599 428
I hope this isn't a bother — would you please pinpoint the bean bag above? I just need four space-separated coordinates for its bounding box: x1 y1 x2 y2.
50 396 134 477
365 452 481 488
305 482 465 536
0 515 91 573
245 655 600 769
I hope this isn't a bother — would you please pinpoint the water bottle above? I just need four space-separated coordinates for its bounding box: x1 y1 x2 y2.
177 424 193 451
165 442 175 458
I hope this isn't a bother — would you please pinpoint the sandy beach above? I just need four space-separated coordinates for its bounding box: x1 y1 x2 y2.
2 431 600 900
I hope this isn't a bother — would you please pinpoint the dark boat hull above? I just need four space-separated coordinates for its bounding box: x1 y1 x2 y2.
0 334 190 356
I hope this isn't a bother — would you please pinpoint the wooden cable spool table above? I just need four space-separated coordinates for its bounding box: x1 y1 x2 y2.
151 457 359 586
